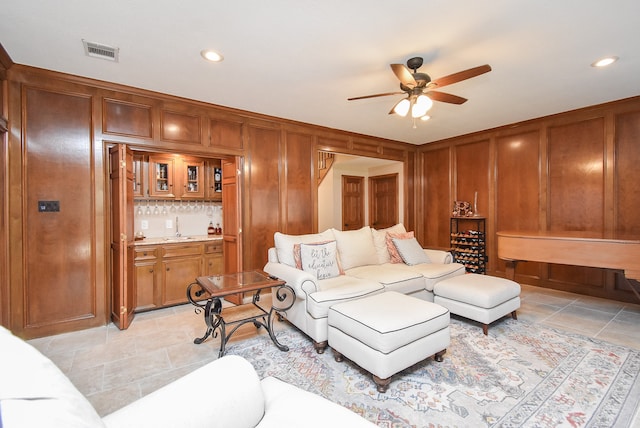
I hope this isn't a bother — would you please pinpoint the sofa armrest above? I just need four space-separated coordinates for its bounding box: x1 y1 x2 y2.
103 355 265 428
264 261 319 298
423 249 453 264
257 376 377 427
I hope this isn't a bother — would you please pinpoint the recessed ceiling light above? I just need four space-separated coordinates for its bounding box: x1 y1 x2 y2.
200 49 224 62
591 56 618 67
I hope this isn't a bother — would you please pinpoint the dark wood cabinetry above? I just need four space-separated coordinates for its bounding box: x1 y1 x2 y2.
450 217 486 274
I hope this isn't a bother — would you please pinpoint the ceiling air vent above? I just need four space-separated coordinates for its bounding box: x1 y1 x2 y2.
82 39 119 62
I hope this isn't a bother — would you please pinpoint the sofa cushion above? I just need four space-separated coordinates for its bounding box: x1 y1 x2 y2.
386 231 414 263
307 276 383 319
332 226 378 270
274 230 335 268
407 263 467 291
346 264 425 294
371 223 407 264
298 241 342 280
392 237 431 265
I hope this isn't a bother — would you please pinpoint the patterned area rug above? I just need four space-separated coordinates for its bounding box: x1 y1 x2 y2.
228 317 640 428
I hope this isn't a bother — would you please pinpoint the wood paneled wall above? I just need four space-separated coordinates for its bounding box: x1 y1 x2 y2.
4 58 637 338
418 97 640 303
2 64 415 337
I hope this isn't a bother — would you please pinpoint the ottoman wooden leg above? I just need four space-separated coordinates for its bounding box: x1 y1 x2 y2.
333 349 344 362
482 324 489 335
313 340 328 354
511 310 518 320
434 349 446 362
372 375 391 393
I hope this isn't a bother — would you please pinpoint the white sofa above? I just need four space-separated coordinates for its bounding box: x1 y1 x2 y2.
0 326 376 428
264 224 466 352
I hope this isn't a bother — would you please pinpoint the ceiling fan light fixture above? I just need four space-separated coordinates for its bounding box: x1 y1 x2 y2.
392 98 411 117
411 94 433 118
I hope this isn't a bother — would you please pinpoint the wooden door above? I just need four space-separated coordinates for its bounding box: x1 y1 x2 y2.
342 175 364 230
109 144 135 329
369 173 398 229
222 156 243 304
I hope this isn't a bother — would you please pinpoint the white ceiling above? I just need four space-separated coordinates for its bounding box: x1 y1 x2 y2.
1 1 639 145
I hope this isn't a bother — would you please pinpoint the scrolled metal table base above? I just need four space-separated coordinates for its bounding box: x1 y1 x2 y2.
187 282 295 357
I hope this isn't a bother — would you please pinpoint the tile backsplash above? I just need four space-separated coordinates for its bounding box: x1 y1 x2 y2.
134 200 223 238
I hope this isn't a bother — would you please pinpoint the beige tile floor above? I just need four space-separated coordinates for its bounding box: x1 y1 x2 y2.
28 284 640 424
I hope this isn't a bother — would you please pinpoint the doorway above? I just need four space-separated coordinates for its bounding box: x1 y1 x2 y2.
317 153 404 231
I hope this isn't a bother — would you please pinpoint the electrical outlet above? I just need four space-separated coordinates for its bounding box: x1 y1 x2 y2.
141 220 149 230
165 219 173 229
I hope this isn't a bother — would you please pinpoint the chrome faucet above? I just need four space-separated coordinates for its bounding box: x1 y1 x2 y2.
175 216 181 237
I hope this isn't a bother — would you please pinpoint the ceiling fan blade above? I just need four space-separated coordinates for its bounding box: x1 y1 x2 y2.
347 91 404 101
427 91 468 105
430 64 492 88
390 64 417 88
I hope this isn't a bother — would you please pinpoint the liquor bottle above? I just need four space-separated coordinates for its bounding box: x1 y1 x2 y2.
207 221 215 236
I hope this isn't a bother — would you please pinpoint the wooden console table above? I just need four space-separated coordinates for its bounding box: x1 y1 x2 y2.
496 230 640 301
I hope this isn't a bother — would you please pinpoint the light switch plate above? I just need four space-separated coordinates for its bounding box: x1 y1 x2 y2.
141 220 149 230
165 219 173 229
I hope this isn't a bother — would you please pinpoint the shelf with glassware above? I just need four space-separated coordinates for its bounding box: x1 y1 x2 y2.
450 216 487 274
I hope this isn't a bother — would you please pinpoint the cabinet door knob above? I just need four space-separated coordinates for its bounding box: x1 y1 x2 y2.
149 269 154 273
166 267 170 271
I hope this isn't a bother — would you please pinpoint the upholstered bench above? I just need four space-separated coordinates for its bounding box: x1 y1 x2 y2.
327 291 450 392
433 273 521 335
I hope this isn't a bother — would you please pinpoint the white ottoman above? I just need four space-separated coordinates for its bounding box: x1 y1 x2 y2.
327 291 450 393
434 274 520 335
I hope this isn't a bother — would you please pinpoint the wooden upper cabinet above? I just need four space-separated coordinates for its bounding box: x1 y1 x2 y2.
147 154 206 199
132 154 145 197
148 154 176 198
205 159 223 201
178 157 205 199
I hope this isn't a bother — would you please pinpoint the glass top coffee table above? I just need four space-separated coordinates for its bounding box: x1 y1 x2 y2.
186 271 295 357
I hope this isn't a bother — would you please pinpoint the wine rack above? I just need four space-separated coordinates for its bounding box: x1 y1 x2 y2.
450 217 487 274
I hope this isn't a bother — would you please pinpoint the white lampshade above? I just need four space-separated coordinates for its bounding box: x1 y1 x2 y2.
411 94 433 118
392 98 411 117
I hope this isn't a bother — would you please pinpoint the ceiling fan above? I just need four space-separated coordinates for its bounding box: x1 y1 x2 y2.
348 57 491 123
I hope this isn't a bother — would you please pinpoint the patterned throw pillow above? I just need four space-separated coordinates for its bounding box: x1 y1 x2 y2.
392 237 431 265
297 241 343 280
386 231 414 263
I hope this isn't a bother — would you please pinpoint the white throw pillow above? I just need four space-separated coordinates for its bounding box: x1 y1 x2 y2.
273 230 335 267
371 223 407 264
299 241 341 280
331 226 378 270
392 237 431 265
